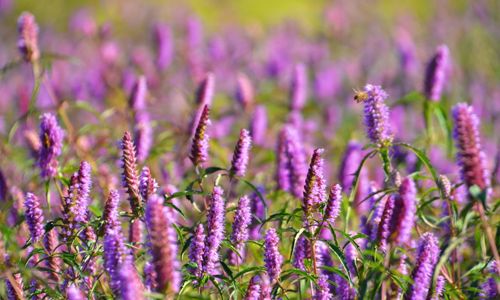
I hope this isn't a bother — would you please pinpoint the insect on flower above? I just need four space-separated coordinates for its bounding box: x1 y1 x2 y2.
353 88 369 103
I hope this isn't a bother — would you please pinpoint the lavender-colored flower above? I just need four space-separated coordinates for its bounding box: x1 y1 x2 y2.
17 12 39 62
190 105 211 167
152 23 174 71
195 73 215 106
452 103 490 196
128 219 143 254
249 188 266 240
38 113 64 178
423 45 450 101
289 63 308 111
229 195 252 265
338 141 369 212
230 129 252 177
43 229 61 282
315 275 332 300
143 262 157 291
337 242 357 299
259 274 272 300
121 131 141 213
292 236 308 271
249 105 268 146
479 261 498 299
244 275 261 300
118 261 145 300
189 224 206 278
395 27 417 76
406 232 440 300
103 190 120 233
24 192 44 242
129 76 147 111
202 186 226 275
392 177 417 246
139 166 158 201
66 285 85 300
361 84 393 146
71 161 92 223
145 195 180 293
303 148 327 217
377 195 396 252
394 254 408 299
324 184 342 225
6 273 24 300
276 125 307 197
103 229 129 292
235 73 254 110
430 275 445 300
438 175 451 199
264 228 283 282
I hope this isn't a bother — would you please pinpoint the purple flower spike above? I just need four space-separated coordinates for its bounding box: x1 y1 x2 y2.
43 229 61 282
17 12 40 62
72 161 92 223
430 275 445 300
479 261 498 299
315 275 333 300
361 84 392 147
292 236 308 271
235 73 254 110
152 23 174 71
264 228 283 283
103 229 129 292
38 113 64 178
190 105 211 167
145 195 180 293
103 190 120 233
377 195 396 252
303 148 327 216
289 63 308 111
324 184 342 226
202 186 226 275
66 285 85 300
139 166 158 201
230 129 252 177
338 141 368 212
276 125 307 198
121 131 141 212
229 195 252 265
118 262 145 300
129 76 147 111
6 273 24 300
424 45 450 101
24 192 44 242
249 105 268 146
392 177 417 246
189 224 206 278
406 232 440 300
195 73 215 106
452 103 490 196
244 275 261 300
249 188 266 240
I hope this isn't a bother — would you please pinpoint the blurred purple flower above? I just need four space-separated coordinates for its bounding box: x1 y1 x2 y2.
289 63 308 111
152 23 174 71
424 45 450 101
38 113 64 178
362 84 392 146
17 12 40 62
264 228 283 283
249 105 268 146
189 224 206 278
202 186 226 275
118 261 145 300
24 192 44 242
230 129 252 177
190 105 211 167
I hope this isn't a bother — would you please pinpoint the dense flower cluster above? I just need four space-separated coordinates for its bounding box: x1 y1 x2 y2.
0 3 498 299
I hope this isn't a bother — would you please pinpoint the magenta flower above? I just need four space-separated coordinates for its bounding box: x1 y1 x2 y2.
452 103 490 196
118 261 145 300
38 113 64 178
229 195 252 265
202 186 226 275
361 84 392 147
423 45 450 101
189 224 206 278
303 148 327 219
235 73 254 110
392 177 417 246
195 73 215 106
17 12 40 62
264 228 283 282
24 192 44 242
289 63 308 111
145 195 180 293
230 129 252 177
121 131 141 212
190 105 211 167
244 275 261 300
249 105 268 146
406 232 440 300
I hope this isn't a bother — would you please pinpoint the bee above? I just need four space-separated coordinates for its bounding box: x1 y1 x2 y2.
353 89 369 103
